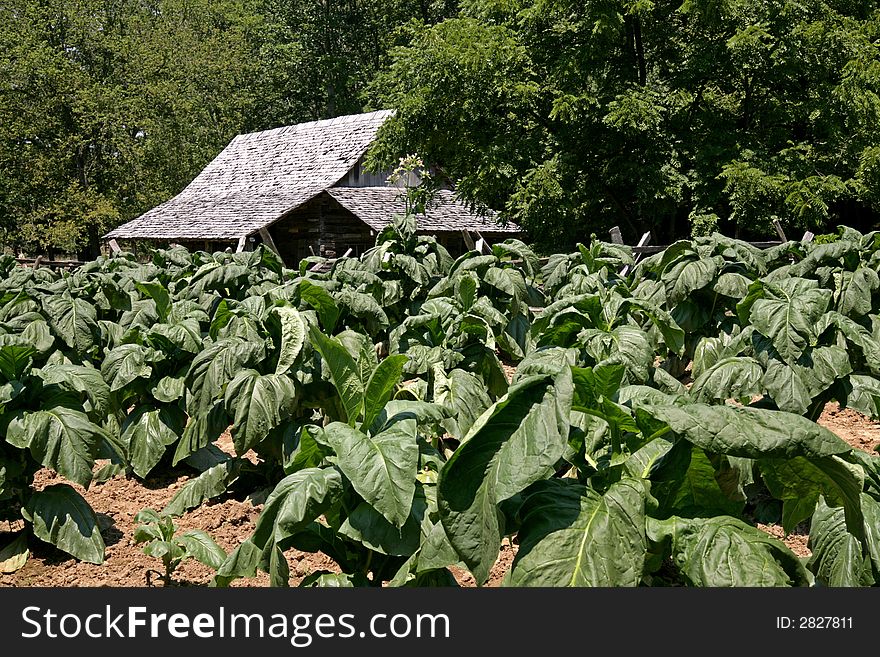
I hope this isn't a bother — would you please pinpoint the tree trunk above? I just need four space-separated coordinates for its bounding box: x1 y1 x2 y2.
634 16 646 86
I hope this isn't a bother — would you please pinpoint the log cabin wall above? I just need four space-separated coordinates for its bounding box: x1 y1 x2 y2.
268 193 374 264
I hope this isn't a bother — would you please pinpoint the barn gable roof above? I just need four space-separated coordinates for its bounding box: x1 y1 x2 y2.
104 109 520 242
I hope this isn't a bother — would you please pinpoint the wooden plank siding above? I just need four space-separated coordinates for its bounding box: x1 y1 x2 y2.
266 191 516 265
268 193 374 263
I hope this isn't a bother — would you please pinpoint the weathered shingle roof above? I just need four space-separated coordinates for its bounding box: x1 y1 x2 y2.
104 109 521 241
106 110 393 240
326 187 520 233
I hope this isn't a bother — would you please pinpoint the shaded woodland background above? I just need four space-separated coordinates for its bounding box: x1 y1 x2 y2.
1 0 879 257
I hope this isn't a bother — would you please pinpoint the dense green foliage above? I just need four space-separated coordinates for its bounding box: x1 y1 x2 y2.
0 0 455 257
1 219 879 586
3 0 878 256
366 0 880 247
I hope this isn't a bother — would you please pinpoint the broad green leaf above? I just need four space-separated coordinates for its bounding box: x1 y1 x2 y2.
300 280 339 332
713 272 751 298
361 354 408 432
153 375 185 403
22 320 55 354
571 362 626 408
654 448 744 517
0 533 29 573
251 467 344 548
335 289 389 329
394 254 429 285
439 371 572 584
652 366 688 395
101 344 154 393
299 572 362 587
284 425 331 474
272 543 294 586
321 420 419 528
432 366 492 439
37 364 111 417
624 437 675 479
183 444 230 472
638 403 850 459
749 278 831 364
164 459 242 516
627 298 685 355
669 257 718 305
860 492 880 578
172 402 228 465
514 346 579 381
309 327 364 425
455 272 478 310
179 530 226 569
42 294 99 354
368 400 451 435
759 456 864 535
148 319 202 353
213 539 262 587
689 357 763 404
338 493 425 556
530 294 602 338
185 338 264 416
648 515 810 586
848 375 880 419
6 406 104 486
135 281 171 322
0 344 35 382
582 326 653 382
507 478 647 587
807 497 869 587
225 369 297 454
692 336 729 380
336 329 377 386
836 268 879 317
791 346 852 398
121 405 187 478
761 360 811 415
274 306 306 375
24 484 104 564
417 522 462 572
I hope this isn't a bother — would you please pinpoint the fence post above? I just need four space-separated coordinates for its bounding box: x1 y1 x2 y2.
609 226 624 244
620 231 651 276
772 220 787 242
475 231 492 254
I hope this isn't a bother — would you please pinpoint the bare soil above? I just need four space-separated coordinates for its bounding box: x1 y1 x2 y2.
2 401 876 587
0 430 513 588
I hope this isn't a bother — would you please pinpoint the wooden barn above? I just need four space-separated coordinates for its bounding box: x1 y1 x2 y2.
104 110 521 264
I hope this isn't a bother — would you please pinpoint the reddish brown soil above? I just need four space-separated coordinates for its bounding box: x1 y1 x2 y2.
2 397 876 587
818 404 880 454
0 430 513 588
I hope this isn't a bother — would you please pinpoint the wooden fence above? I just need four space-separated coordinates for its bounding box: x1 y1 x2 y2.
15 220 815 273
16 256 86 270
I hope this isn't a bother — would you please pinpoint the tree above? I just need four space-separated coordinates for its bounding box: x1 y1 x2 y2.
0 0 460 257
0 0 266 257
366 0 880 249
